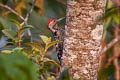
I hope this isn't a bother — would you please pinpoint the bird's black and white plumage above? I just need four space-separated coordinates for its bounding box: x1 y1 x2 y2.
47 19 64 65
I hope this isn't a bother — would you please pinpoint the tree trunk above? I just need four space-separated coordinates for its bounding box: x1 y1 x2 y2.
62 0 106 80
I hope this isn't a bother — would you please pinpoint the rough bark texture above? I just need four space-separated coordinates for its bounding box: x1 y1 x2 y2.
62 0 106 80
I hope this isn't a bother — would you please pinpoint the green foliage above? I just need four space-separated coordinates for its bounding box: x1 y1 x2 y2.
40 35 50 45
0 48 38 80
98 65 115 80
1 50 12 54
0 17 14 38
40 35 62 51
18 25 33 35
9 19 21 29
0 0 68 80
44 58 61 68
1 18 61 79
25 42 44 53
2 19 33 47
26 35 61 67
2 29 17 40
46 41 62 51
25 35 62 80
0 17 13 29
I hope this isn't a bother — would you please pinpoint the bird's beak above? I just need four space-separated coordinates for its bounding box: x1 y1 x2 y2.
56 17 65 22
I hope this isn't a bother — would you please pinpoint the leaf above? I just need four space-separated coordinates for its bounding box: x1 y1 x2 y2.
40 35 49 44
18 25 33 35
47 76 56 80
0 50 38 80
23 25 34 28
44 58 61 68
113 14 119 24
20 22 24 27
0 17 11 29
12 47 23 52
103 7 117 20
25 43 44 53
1 50 12 54
9 19 21 29
45 41 62 51
2 29 17 40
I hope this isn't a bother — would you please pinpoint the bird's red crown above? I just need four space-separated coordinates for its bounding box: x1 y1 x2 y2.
47 19 55 28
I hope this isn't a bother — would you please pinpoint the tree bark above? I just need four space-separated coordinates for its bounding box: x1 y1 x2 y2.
62 0 106 80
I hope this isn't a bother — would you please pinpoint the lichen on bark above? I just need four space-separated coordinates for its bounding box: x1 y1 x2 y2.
62 0 106 80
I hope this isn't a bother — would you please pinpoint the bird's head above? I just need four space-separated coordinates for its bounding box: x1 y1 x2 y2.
47 19 56 29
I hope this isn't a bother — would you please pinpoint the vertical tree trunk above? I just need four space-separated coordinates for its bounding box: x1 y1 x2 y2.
63 0 106 80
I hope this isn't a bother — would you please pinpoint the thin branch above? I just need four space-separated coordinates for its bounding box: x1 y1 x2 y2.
100 36 120 54
24 0 36 24
24 0 36 37
99 39 107 70
0 3 24 20
105 55 120 68
113 24 119 80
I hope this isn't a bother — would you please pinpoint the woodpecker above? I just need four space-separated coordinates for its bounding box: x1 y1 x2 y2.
47 18 64 65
